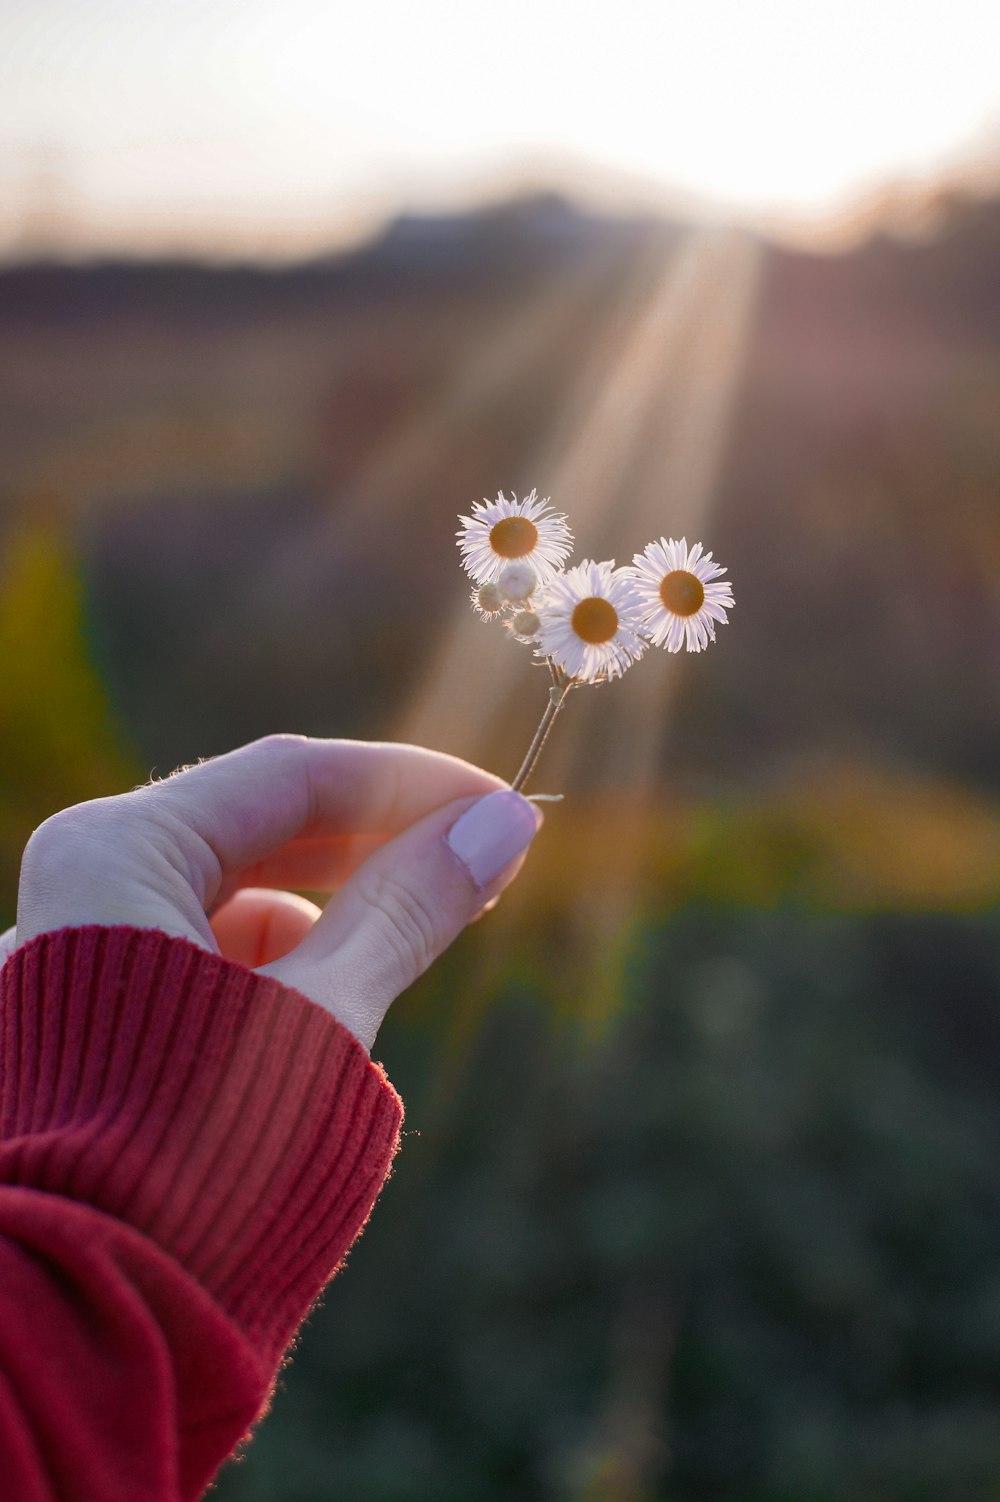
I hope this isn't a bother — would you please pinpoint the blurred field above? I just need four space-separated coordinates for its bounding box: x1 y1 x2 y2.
1 190 999 1500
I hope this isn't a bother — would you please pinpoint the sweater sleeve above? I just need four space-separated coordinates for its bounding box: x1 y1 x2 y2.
0 924 403 1502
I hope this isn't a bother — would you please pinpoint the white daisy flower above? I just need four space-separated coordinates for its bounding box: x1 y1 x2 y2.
457 489 573 586
534 560 647 683
628 536 734 653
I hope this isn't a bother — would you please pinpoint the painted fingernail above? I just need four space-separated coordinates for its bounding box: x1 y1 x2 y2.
447 790 542 888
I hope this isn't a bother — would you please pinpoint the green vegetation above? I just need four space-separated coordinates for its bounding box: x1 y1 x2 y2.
0 510 138 927
214 906 1000 1502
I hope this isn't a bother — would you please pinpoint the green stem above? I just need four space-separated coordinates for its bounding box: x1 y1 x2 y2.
511 670 574 793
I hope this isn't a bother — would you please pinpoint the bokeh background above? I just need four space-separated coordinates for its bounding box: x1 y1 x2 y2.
2 3 1000 1498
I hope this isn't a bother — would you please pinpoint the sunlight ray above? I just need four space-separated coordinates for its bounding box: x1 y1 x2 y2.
546 229 763 1031
396 229 685 761
549 228 763 797
176 254 623 686
399 228 761 800
401 226 763 1069
241 254 622 619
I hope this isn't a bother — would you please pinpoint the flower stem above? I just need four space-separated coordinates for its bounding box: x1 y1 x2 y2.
511 670 575 792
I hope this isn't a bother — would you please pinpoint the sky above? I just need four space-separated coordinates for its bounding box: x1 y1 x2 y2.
1 0 999 259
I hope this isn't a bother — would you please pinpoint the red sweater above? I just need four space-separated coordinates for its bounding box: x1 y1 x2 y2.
0 925 403 1501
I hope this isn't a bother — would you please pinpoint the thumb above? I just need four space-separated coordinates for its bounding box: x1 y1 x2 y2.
261 789 542 1050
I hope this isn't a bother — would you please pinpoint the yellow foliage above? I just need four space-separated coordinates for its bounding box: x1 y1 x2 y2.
0 511 139 919
471 762 1000 1020
504 764 1000 926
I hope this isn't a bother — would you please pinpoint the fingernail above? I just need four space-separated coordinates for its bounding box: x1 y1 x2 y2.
447 790 542 888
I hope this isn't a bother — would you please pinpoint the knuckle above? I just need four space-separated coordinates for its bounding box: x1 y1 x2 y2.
253 732 309 757
19 799 128 904
23 801 109 866
21 793 171 879
355 865 441 977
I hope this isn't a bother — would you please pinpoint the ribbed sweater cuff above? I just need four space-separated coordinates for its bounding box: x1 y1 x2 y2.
0 926 403 1366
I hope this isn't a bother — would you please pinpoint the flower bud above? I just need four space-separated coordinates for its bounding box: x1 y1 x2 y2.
510 609 541 639
497 561 537 603
475 581 504 614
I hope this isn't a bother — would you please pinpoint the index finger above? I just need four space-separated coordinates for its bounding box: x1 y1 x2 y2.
134 735 507 881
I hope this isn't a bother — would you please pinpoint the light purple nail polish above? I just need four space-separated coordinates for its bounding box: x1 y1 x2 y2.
446 790 541 888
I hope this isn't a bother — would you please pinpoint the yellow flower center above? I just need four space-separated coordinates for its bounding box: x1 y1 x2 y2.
660 569 704 617
571 596 619 644
490 515 538 558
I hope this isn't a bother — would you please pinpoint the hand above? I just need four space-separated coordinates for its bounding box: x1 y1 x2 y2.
0 736 542 1050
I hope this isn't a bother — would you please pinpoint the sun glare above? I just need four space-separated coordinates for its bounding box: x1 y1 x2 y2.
0 0 997 256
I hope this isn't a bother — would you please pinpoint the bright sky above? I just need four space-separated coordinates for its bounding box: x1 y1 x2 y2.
1 0 998 257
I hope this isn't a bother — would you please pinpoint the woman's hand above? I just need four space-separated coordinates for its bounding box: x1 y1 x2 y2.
0 736 542 1050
